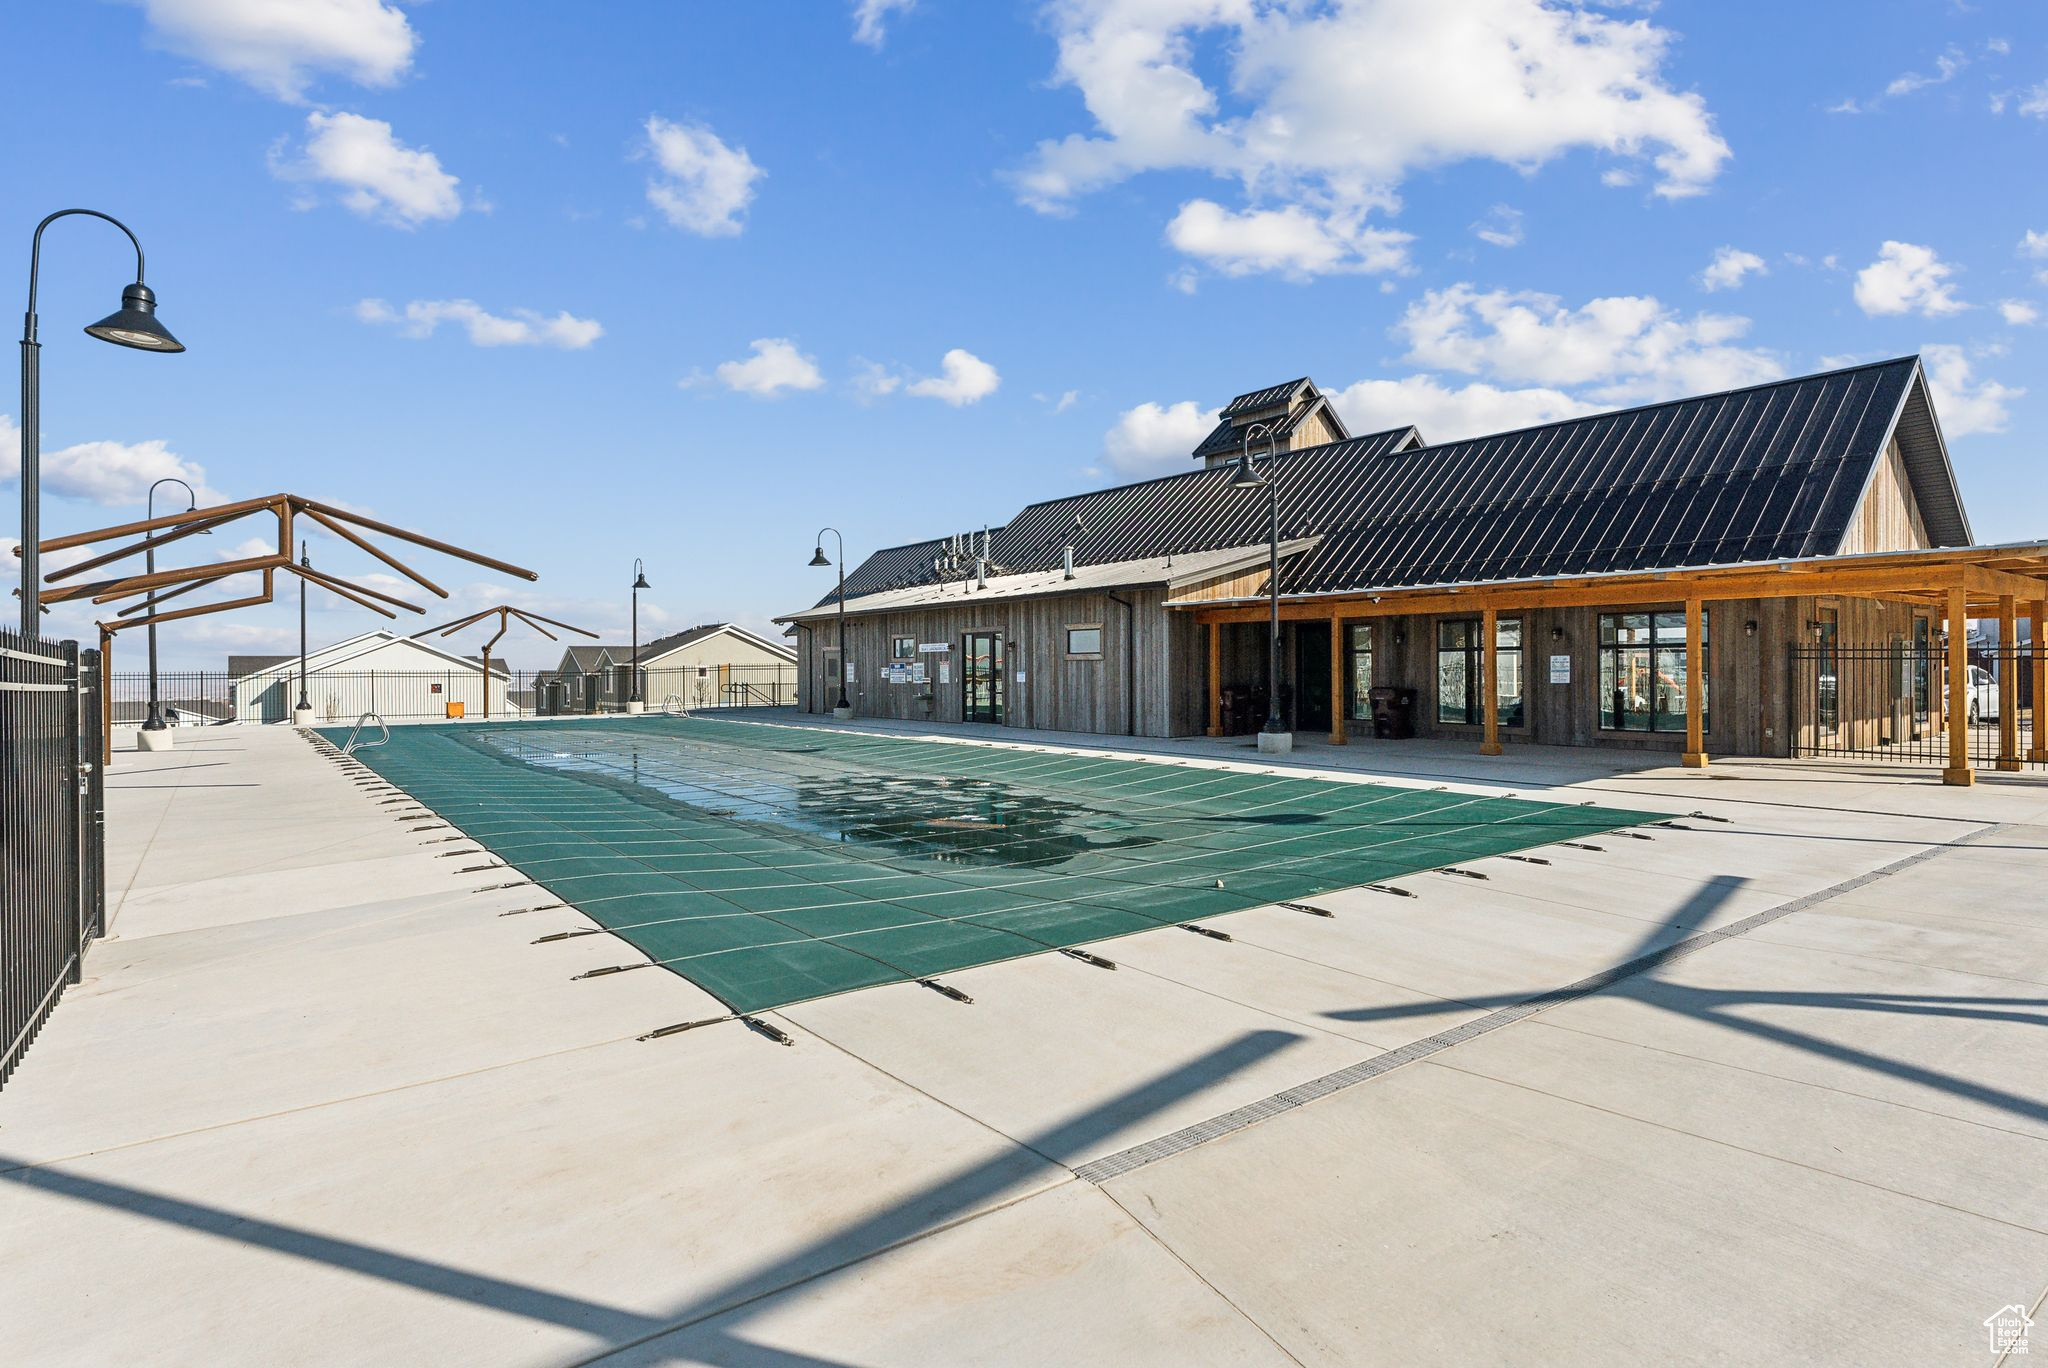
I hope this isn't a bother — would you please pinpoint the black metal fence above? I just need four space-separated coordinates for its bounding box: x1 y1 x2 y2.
1789 640 2041 770
108 663 799 726
2 629 105 1089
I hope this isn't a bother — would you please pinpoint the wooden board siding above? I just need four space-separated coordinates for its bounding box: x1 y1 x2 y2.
794 588 1199 736
1838 438 1935 556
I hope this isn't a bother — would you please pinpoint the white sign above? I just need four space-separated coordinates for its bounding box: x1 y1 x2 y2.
918 643 950 654
937 662 951 685
1549 654 1571 685
845 665 856 685
1015 671 1027 683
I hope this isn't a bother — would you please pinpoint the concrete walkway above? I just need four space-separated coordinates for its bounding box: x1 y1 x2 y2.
2 720 2044 1366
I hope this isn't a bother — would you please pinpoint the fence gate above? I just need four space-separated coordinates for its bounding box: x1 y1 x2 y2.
1 629 105 1089
1788 640 2042 771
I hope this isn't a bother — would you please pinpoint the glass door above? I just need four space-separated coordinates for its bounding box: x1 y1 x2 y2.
963 631 1003 724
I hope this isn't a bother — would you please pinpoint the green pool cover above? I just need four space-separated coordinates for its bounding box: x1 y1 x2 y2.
326 716 1661 1014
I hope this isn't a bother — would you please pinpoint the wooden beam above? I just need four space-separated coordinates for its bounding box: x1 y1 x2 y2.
1683 596 1707 768
1945 584 1974 786
2032 601 2047 764
1999 595 2021 770
1207 622 1222 737
1967 563 2048 603
1480 605 1502 757
37 493 285 553
1328 612 1346 745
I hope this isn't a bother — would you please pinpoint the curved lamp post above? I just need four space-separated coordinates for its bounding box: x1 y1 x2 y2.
294 541 313 724
20 209 183 636
628 559 650 713
140 476 199 746
809 528 850 718
1230 421 1292 754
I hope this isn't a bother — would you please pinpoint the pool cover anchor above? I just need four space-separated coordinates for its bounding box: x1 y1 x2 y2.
1058 947 1118 971
1363 883 1417 899
1556 841 1604 852
1278 901 1336 918
1182 924 1233 942
499 903 568 917
1436 866 1489 881
532 928 602 944
577 961 653 978
1502 854 1551 865
917 978 974 1004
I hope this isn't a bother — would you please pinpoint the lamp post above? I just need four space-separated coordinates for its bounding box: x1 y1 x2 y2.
138 476 198 750
1229 422 1292 754
293 541 313 727
809 528 850 718
20 209 184 637
627 559 649 714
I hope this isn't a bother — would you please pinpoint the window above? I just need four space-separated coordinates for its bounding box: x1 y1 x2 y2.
1814 608 1838 736
824 650 841 684
893 636 916 660
1911 615 1931 730
1436 618 1523 726
1599 611 1709 733
1066 625 1103 659
1346 623 1373 721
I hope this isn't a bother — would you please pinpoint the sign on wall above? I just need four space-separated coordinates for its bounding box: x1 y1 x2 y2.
1549 654 1571 685
918 643 950 654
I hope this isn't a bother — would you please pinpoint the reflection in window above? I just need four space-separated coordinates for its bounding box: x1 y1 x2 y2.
1437 618 1523 726
1347 623 1374 721
1599 611 1709 733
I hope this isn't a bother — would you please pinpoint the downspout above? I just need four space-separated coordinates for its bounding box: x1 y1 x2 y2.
1107 591 1136 736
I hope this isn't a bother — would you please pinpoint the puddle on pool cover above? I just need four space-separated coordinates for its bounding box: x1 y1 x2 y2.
490 740 1158 870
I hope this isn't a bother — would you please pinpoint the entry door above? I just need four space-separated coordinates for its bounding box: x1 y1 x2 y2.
963 631 1004 724
1296 622 1333 732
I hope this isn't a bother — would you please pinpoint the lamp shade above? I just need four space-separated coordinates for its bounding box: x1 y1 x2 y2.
1229 451 1265 488
632 572 651 590
84 282 183 353
808 547 832 567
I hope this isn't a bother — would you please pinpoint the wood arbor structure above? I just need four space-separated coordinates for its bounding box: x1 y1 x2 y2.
1185 541 2048 785
412 605 596 720
27 493 538 758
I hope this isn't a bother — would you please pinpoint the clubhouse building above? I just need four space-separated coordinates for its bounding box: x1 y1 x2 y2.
782 358 2047 783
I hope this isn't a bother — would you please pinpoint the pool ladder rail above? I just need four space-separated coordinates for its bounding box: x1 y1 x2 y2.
341 711 390 756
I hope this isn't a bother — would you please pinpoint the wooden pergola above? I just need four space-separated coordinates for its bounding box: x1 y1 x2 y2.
28 493 538 757
412 605 596 720
1182 542 2048 785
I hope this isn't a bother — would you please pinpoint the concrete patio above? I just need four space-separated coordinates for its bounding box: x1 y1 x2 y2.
2 717 2044 1367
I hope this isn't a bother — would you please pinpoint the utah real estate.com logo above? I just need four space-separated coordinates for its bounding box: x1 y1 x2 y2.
1987 1303 2035 1356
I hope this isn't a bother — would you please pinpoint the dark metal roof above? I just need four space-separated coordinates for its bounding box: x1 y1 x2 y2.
1191 392 1353 461
818 530 1007 606
1220 378 1311 418
830 357 1968 605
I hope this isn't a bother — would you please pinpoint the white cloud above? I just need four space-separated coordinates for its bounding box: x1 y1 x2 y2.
1326 375 1591 444
1992 80 2048 118
1699 246 1767 292
1 413 222 507
2021 230 2048 260
354 298 602 349
1471 205 1524 249
905 349 1001 405
272 111 464 226
129 0 416 101
1165 200 1411 279
852 359 902 400
852 0 915 48
1921 344 2021 437
1395 284 1783 402
1853 241 1966 317
642 116 763 237
1014 0 1728 278
712 338 824 397
1999 299 2039 327
1884 46 1966 99
1051 389 1079 414
1103 400 1217 476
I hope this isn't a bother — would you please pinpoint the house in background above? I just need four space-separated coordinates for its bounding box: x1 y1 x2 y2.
228 630 516 723
782 357 2048 784
540 623 796 713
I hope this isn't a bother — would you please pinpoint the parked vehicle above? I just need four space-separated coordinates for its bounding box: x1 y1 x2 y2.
1943 665 1998 723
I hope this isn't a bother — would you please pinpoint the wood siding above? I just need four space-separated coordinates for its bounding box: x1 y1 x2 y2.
1838 438 1935 556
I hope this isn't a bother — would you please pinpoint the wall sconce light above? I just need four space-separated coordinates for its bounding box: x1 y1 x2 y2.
1393 629 1406 647
1805 619 1825 635
1550 625 1565 642
1745 619 1758 637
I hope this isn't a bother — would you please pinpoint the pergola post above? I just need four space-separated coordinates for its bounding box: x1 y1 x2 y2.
1206 622 1223 737
1682 596 1707 768
1480 604 1502 756
2031 601 2046 764
1998 594 2020 771
1328 612 1346 745
1945 583 1974 786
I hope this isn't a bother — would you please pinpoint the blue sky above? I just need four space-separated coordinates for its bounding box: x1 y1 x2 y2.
5 0 2048 669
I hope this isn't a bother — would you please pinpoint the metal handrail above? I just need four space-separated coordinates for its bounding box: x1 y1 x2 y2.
341 711 389 756
662 693 687 716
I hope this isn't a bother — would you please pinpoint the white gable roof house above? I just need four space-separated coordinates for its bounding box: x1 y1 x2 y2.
228 630 520 724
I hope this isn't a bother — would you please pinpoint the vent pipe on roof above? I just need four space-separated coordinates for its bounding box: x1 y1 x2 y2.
1063 545 1075 580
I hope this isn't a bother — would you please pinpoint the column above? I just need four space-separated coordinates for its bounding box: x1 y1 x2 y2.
1945 584 1973 786
1480 604 1502 756
1206 620 1223 737
1998 594 2021 771
1328 613 1347 745
1682 597 1707 768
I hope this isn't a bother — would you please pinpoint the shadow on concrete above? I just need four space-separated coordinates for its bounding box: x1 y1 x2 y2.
0 1029 1302 1366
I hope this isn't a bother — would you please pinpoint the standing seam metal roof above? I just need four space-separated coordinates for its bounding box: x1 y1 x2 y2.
823 358 1965 606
